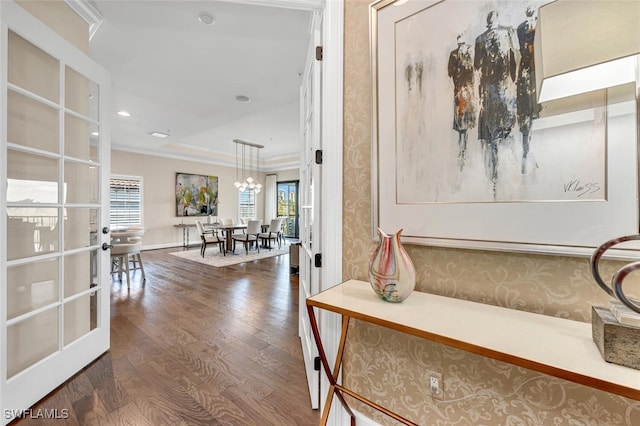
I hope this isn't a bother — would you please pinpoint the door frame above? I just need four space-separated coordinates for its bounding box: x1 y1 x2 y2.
318 0 344 422
270 0 343 420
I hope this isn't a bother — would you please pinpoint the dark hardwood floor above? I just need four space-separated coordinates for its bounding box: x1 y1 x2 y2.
12 246 319 425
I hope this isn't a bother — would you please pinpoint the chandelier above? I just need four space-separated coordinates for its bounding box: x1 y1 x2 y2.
233 139 263 193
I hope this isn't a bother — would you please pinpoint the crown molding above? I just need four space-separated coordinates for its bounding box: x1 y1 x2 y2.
111 145 299 172
64 0 103 40
216 0 324 11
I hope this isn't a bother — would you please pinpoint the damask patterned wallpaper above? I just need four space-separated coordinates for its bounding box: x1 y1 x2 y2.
341 0 639 424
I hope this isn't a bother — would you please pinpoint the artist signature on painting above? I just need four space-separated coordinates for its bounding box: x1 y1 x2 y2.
563 179 601 198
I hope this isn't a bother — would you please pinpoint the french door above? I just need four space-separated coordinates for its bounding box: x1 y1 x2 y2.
299 11 323 410
0 2 111 422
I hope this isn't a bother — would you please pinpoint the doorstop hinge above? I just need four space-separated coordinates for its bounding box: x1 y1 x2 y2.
315 149 323 165
315 46 323 61
314 356 321 371
314 253 322 268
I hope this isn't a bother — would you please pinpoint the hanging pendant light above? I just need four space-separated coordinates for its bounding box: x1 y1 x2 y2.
233 139 264 193
233 142 242 189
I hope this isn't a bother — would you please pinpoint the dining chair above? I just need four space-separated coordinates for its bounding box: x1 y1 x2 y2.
195 220 225 257
232 219 262 254
259 218 283 249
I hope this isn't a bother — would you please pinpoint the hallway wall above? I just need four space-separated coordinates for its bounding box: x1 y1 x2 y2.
340 0 638 424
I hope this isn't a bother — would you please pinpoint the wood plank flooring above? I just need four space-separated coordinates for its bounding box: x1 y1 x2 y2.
11 246 319 425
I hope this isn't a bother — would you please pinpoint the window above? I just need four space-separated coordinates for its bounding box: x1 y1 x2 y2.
239 189 256 220
277 180 299 238
110 175 142 227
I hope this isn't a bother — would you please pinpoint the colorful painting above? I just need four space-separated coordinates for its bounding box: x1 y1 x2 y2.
175 173 218 217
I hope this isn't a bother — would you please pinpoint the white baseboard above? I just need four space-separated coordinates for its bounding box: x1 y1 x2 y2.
141 242 189 251
352 410 381 426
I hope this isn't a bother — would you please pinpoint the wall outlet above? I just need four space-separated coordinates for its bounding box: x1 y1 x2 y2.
429 372 444 400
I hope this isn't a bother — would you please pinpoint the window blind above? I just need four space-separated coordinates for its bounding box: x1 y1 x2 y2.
110 177 141 226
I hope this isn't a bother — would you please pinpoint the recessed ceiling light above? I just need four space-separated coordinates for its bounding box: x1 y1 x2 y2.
198 12 215 25
117 110 131 117
149 131 170 139
235 95 251 103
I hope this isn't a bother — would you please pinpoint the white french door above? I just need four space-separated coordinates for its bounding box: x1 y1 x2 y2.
299 11 323 410
0 2 111 423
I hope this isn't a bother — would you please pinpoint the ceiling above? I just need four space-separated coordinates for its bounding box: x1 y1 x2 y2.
87 0 317 171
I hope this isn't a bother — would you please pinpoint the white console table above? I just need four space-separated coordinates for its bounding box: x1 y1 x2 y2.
306 279 640 425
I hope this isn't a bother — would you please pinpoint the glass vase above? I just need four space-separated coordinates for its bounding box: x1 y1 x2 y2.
368 228 416 302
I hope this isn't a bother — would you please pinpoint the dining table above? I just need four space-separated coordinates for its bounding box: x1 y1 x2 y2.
204 223 247 252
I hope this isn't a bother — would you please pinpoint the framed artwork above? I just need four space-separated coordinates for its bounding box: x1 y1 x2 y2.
175 173 218 217
370 0 638 256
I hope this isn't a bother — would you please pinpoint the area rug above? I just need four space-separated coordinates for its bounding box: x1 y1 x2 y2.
169 246 288 267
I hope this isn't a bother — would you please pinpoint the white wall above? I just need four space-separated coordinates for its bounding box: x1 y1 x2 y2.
273 168 300 182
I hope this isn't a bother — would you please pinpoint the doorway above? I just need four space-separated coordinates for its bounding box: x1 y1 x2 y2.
277 180 299 239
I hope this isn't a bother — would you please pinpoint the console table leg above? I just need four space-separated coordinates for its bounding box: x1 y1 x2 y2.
307 304 355 425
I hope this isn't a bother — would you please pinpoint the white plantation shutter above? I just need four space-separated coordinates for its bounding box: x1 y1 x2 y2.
110 176 142 226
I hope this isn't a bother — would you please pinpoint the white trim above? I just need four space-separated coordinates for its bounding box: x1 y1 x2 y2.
354 410 382 426
111 145 299 172
0 15 9 411
217 0 324 11
319 0 344 424
64 0 103 40
141 242 185 251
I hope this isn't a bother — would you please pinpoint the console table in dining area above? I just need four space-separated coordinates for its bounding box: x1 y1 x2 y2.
174 223 195 247
307 279 640 425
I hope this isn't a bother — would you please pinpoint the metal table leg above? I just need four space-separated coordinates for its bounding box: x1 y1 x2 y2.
306 303 419 426
307 304 355 425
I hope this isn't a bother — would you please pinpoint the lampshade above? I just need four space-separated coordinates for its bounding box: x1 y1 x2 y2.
534 0 640 103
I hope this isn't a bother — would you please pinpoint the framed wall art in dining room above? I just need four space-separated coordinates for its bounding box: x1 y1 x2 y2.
370 0 638 257
175 172 219 217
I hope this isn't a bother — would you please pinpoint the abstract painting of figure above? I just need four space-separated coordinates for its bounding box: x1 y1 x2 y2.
516 5 543 174
474 10 517 196
448 33 476 170
394 0 606 203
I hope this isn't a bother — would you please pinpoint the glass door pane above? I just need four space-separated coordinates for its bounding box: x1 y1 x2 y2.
7 31 59 103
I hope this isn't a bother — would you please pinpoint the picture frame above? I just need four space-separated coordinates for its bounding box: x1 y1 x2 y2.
175 173 218 217
370 0 639 257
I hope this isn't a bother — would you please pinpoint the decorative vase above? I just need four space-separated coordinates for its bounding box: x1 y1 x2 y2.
368 228 416 302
